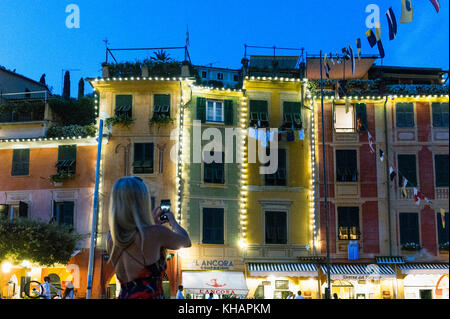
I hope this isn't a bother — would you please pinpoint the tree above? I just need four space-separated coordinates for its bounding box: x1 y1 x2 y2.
78 77 85 99
0 217 84 266
63 70 71 100
39 74 46 85
150 50 173 63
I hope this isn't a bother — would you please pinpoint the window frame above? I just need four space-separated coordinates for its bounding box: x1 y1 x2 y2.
133 143 155 175
114 94 133 119
432 102 449 128
206 100 224 123
337 206 360 240
436 211 449 249
395 102 415 128
335 149 358 182
153 94 171 119
201 207 225 245
53 201 75 228
11 148 30 176
264 210 288 245
264 148 287 186
334 104 355 133
249 100 269 127
397 154 417 187
56 145 77 174
434 154 449 187
203 151 225 184
399 212 420 246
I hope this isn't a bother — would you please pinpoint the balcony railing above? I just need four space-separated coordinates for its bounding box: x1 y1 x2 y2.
436 187 449 200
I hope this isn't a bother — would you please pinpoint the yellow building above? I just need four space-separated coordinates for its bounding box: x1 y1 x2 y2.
241 76 319 299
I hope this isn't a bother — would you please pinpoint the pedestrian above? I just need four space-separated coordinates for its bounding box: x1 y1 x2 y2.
176 285 185 299
286 291 294 299
295 290 305 299
34 276 58 299
208 292 214 299
333 293 339 299
107 176 191 299
62 282 75 299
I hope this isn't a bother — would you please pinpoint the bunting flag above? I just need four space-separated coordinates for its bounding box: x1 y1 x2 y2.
389 165 397 181
379 149 384 162
424 197 432 204
401 0 413 23
298 129 305 140
402 177 408 198
429 0 440 13
357 117 362 132
377 40 386 59
324 54 330 78
342 47 350 60
329 53 335 65
349 45 355 74
345 99 351 113
440 208 446 228
374 23 385 58
356 38 361 61
368 131 375 153
335 51 342 64
413 188 421 206
386 7 398 40
366 29 377 48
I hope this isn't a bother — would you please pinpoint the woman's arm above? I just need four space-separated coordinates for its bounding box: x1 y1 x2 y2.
150 208 191 250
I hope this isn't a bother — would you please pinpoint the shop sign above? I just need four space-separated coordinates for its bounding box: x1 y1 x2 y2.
192 259 235 270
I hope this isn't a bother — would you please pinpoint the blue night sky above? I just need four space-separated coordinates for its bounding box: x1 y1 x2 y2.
0 0 448 96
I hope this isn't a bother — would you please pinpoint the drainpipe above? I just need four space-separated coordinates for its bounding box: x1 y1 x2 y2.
383 96 392 256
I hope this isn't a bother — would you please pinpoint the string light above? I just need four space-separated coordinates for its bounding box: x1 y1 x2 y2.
238 95 249 249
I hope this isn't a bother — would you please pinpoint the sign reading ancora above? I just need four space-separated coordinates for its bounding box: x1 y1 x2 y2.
192 259 235 270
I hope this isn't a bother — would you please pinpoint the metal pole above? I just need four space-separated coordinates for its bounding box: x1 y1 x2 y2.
320 50 332 299
383 96 393 256
86 119 104 299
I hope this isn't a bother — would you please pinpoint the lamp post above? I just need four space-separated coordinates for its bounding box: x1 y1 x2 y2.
319 50 332 299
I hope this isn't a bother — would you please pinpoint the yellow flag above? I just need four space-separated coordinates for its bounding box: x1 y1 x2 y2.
441 208 446 229
345 99 350 114
401 0 413 23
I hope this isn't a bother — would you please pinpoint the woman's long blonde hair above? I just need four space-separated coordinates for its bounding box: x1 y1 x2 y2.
108 176 154 260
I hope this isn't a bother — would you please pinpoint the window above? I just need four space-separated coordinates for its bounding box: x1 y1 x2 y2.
249 100 269 127
338 207 360 240
153 94 171 119
335 104 354 132
12 149 30 176
217 73 224 80
436 211 449 249
115 95 133 118
202 71 207 79
432 102 449 128
396 103 414 127
0 202 28 219
397 154 417 186
56 145 76 174
202 208 224 244
283 102 302 129
204 151 224 184
133 143 154 174
265 211 287 244
355 103 367 132
336 150 358 182
399 213 420 245
233 74 239 82
206 100 223 122
265 149 287 186
435 155 449 187
53 201 74 227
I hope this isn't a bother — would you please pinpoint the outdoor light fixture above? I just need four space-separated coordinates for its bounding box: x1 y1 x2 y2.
1 262 12 273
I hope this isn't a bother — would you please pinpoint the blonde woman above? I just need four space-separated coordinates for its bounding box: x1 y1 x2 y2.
107 176 191 299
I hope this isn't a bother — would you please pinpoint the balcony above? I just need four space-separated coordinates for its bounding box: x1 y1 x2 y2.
0 100 46 124
398 187 415 200
436 187 449 200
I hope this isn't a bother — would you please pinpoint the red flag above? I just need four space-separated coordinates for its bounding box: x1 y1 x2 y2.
429 0 440 13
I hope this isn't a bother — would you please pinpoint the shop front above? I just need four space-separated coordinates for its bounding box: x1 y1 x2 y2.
182 271 249 299
246 263 319 299
398 263 449 299
320 264 397 299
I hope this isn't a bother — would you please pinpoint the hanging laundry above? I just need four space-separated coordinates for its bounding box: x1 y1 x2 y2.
402 177 408 197
248 127 258 139
329 53 336 65
266 130 274 143
379 149 384 162
324 54 331 78
386 7 398 40
287 131 295 142
356 38 362 61
389 165 397 181
335 51 342 64
342 47 350 60
368 131 375 153
348 240 359 260
258 129 268 147
440 208 446 228
429 0 440 13
366 29 377 48
348 45 355 74
400 0 413 23
298 129 305 140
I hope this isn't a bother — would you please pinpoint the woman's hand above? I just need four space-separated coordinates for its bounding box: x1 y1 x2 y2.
152 207 164 225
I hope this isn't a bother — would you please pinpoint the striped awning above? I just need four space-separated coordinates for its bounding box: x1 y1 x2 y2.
248 263 318 277
321 264 396 280
376 256 405 264
398 263 449 275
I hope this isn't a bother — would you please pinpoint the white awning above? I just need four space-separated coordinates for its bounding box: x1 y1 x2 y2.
182 271 249 295
248 263 318 277
321 264 396 280
398 263 449 275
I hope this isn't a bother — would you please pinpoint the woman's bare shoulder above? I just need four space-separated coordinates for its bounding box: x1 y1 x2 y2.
142 224 166 237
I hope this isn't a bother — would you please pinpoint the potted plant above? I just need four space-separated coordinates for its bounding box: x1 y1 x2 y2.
439 241 449 252
49 171 75 186
105 115 135 128
401 242 422 251
149 114 174 130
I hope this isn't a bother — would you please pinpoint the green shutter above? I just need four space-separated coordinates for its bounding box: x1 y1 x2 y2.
396 103 414 127
62 201 74 227
115 95 132 111
224 100 233 125
435 155 449 187
355 103 367 132
12 149 29 176
399 213 420 245
154 94 171 114
432 102 449 128
19 201 28 218
398 154 417 186
197 97 206 123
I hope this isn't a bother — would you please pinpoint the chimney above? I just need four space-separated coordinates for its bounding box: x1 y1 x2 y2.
181 61 190 77
102 63 109 78
142 65 149 77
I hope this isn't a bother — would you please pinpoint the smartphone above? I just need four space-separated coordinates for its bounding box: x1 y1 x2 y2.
160 200 171 222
